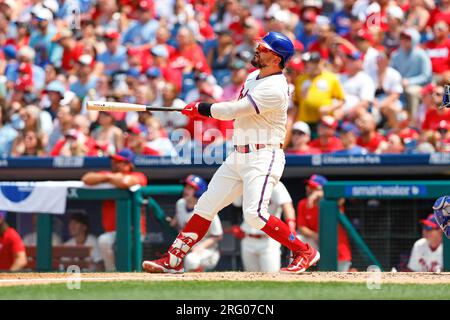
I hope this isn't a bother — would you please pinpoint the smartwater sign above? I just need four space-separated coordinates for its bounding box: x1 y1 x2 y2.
345 185 428 197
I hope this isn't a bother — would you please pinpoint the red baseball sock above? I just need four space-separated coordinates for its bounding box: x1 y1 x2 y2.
261 215 308 252
178 213 212 244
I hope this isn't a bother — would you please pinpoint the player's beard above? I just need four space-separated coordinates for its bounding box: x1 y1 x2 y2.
251 53 266 68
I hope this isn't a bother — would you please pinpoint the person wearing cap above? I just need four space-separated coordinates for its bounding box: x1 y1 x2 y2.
292 51 345 134
152 82 188 134
221 59 248 101
52 28 83 72
333 121 367 155
0 211 27 271
42 80 65 120
296 174 352 272
435 120 450 152
81 148 148 271
167 175 223 272
309 115 344 153
150 44 183 92
382 5 405 54
143 32 321 275
29 5 57 67
407 214 443 272
352 29 379 76
125 126 160 156
63 213 103 271
421 85 450 131
391 28 432 119
423 20 450 84
5 46 46 91
308 18 334 60
97 30 127 77
70 54 99 100
286 121 321 155
122 0 159 46
297 10 319 50
340 50 376 119
355 112 387 153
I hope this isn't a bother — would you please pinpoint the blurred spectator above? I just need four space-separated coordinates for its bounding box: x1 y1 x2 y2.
382 5 404 54
309 116 344 153
145 117 176 156
297 8 318 50
70 54 99 100
47 104 74 152
354 29 379 76
0 211 27 271
292 52 345 132
356 112 387 153
308 18 333 60
334 122 367 155
428 0 450 27
379 133 405 154
407 214 443 272
152 82 188 134
405 0 430 34
221 59 247 101
207 28 234 86
150 44 182 92
64 213 103 271
125 126 160 156
122 0 159 46
435 120 450 152
340 50 376 120
331 0 356 36
23 213 62 246
28 5 57 67
81 148 148 271
169 174 223 272
97 30 127 76
11 129 46 156
174 26 211 75
52 28 83 73
286 121 321 155
423 20 450 84
296 175 352 272
42 80 65 120
91 111 124 155
0 105 17 157
50 128 92 157
421 85 450 131
236 16 262 55
369 51 403 129
391 28 432 118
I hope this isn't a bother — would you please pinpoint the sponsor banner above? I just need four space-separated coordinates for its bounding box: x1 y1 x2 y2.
345 185 427 197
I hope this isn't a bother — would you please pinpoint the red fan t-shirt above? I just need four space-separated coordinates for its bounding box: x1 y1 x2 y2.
0 227 26 270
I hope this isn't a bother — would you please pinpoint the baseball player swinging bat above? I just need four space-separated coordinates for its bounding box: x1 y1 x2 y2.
86 100 184 112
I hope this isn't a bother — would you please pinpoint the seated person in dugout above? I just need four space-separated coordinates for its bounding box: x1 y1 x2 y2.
407 214 443 272
0 211 27 271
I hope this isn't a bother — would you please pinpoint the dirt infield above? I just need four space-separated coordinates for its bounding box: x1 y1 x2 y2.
0 272 449 287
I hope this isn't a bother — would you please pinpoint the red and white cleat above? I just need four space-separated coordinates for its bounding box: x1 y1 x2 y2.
280 244 320 274
142 254 184 274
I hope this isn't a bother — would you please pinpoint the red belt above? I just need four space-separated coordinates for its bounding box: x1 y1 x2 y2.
234 143 283 153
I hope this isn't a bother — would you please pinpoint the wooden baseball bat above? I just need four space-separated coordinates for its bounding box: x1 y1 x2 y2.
86 101 184 112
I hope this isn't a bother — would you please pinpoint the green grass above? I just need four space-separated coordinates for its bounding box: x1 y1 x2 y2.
0 281 449 300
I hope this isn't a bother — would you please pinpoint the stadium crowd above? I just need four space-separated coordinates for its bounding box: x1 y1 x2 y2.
0 0 448 158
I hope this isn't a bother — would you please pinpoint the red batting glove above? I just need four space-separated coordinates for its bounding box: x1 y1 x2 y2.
286 219 297 235
230 225 245 240
182 102 201 118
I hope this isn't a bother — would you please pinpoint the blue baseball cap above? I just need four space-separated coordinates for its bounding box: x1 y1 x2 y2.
45 80 65 97
421 214 440 230
3 44 16 59
110 148 135 163
305 174 328 188
146 67 161 78
339 122 360 136
126 68 141 79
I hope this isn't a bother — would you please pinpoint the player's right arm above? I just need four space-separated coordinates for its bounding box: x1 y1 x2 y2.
81 172 110 186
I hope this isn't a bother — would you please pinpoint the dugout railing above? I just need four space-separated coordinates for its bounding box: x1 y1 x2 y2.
36 185 183 272
319 180 450 271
